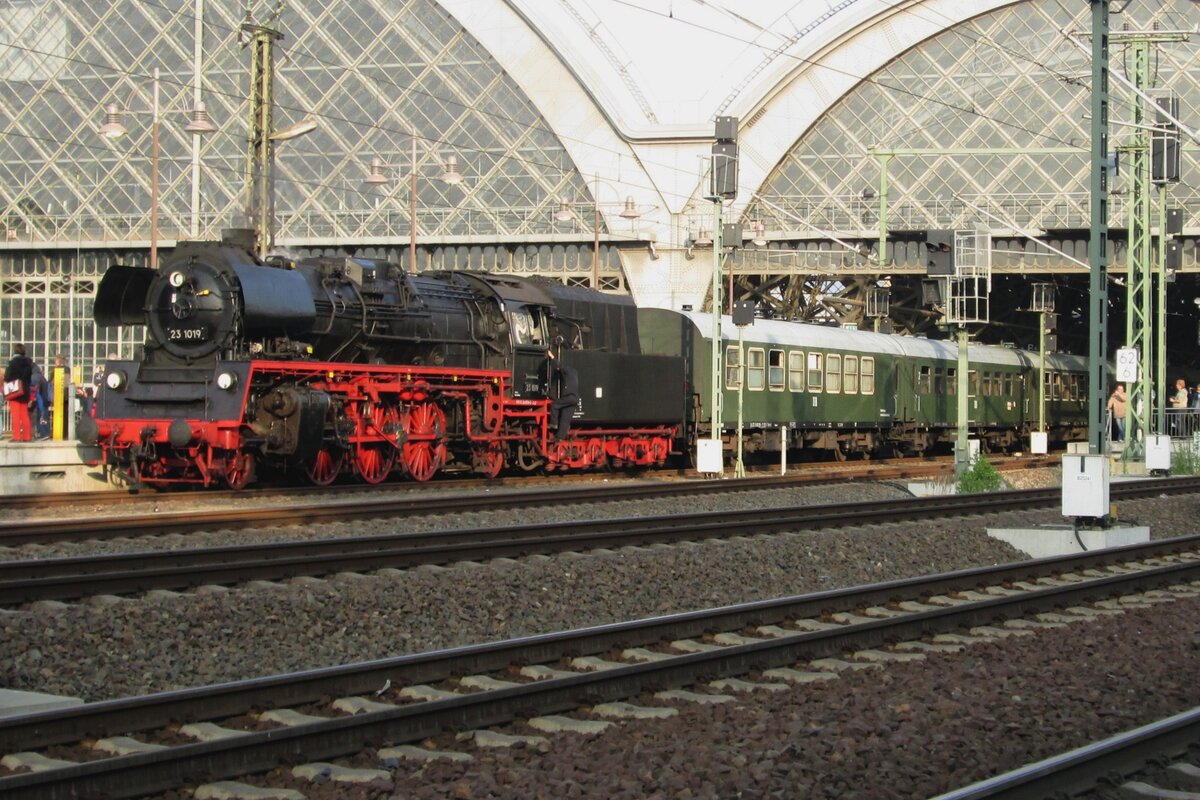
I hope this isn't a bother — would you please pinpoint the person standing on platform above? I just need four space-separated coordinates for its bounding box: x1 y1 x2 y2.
1169 378 1188 436
4 343 34 442
1107 383 1127 444
28 360 49 439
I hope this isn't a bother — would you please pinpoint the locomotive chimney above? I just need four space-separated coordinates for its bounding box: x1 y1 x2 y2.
221 228 258 253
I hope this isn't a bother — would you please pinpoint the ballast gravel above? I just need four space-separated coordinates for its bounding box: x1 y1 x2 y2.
5 470 1200 798
1 469 1195 706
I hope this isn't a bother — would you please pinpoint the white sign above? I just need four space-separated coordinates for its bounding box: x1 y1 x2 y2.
1115 347 1139 383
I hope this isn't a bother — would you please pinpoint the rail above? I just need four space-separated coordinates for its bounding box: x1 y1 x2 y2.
2 476 1198 606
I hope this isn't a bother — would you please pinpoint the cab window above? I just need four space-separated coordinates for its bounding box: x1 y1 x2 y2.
508 306 546 346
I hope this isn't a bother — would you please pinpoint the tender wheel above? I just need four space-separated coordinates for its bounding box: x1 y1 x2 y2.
305 446 344 486
401 401 447 482
354 402 398 484
587 438 607 470
224 451 255 490
649 437 669 465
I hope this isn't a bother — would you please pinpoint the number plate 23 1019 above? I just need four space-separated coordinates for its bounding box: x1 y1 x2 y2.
167 327 207 341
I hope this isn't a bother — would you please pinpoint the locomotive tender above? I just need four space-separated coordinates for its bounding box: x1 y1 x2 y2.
80 237 1088 488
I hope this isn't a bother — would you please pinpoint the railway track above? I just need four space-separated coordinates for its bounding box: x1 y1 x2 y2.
3 477 1196 607
934 707 1200 799
0 453 1049 519
1 536 1197 800
0 455 1052 547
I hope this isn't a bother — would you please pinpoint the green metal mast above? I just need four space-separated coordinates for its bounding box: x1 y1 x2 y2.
1087 0 1109 456
1111 29 1189 450
710 196 724 470
1122 39 1152 452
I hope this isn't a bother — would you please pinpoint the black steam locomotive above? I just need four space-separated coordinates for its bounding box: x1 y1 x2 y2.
80 237 684 488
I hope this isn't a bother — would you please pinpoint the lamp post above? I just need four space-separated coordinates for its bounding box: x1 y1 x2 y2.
554 177 642 289
364 140 463 275
98 67 217 268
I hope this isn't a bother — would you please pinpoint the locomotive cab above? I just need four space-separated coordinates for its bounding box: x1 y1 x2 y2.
506 301 553 398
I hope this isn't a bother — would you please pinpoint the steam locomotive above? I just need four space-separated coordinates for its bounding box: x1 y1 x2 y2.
79 237 684 488
80 236 1089 489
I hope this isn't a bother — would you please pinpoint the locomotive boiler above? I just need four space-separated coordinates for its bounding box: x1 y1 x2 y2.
80 238 685 488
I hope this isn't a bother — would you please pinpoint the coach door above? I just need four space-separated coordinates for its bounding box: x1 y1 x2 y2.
895 360 915 421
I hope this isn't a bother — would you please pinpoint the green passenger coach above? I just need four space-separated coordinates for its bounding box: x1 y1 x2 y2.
637 308 1088 463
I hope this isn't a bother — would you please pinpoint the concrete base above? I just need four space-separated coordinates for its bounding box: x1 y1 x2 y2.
1110 457 1149 477
0 440 116 495
0 688 84 718
907 480 957 497
987 524 1150 559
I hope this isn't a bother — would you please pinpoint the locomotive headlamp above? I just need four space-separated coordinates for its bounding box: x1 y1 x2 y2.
105 370 127 391
216 371 238 391
168 271 187 288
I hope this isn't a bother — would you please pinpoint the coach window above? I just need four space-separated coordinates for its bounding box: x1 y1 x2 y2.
788 351 805 392
827 354 842 393
747 347 766 390
969 370 979 397
918 365 932 394
725 346 740 389
844 355 859 394
947 367 957 395
1004 372 1014 397
807 352 823 392
769 349 785 391
861 357 875 394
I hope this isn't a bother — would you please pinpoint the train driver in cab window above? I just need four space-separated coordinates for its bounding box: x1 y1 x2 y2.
508 306 546 346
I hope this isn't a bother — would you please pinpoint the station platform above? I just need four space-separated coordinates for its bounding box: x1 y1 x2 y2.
0 439 114 495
